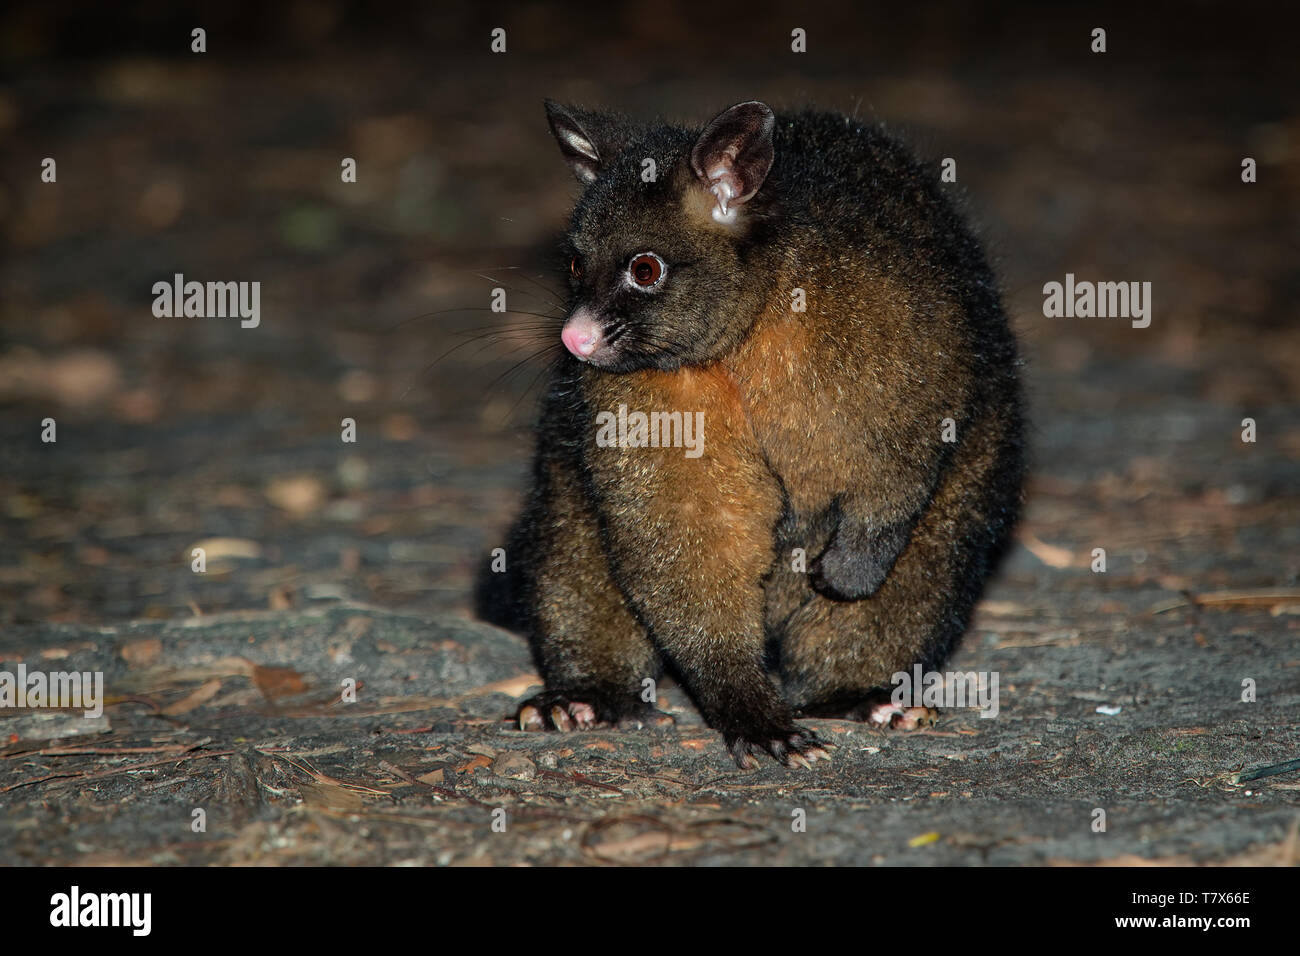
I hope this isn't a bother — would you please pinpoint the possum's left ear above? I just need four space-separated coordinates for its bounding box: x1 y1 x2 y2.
691 101 775 221
545 100 611 185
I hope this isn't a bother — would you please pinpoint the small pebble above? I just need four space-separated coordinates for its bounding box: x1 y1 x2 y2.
492 752 536 781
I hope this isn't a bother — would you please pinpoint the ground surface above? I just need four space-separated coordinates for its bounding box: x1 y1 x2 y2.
1 3 1297 865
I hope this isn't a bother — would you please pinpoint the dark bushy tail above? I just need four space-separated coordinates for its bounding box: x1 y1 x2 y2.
473 513 532 632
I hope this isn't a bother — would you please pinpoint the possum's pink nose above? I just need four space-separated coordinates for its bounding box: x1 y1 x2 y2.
561 309 604 360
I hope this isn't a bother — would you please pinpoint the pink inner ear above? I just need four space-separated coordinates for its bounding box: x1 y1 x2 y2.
690 102 775 216
706 165 738 213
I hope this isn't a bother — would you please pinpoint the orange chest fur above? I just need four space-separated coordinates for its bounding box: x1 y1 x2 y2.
580 316 839 508
582 318 811 435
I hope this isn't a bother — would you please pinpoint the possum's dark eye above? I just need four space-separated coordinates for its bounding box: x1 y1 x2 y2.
570 257 583 279
627 252 666 289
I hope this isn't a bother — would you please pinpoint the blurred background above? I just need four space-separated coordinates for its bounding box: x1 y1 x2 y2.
1 0 1297 626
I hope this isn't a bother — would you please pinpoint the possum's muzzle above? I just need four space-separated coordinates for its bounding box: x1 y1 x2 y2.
561 306 614 365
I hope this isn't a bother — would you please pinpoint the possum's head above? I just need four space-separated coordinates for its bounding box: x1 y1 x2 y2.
545 100 778 373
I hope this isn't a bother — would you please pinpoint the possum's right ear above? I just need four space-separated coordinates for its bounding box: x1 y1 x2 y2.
545 100 606 184
691 101 774 221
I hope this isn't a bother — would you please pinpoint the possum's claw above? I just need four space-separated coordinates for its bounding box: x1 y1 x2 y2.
549 705 575 731
725 726 833 770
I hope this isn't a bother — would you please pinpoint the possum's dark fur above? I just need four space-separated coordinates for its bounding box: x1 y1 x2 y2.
475 101 1025 768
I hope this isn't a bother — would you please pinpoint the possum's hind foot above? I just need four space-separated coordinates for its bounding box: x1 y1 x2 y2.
725 725 833 770
797 694 938 730
515 691 675 732
866 702 938 730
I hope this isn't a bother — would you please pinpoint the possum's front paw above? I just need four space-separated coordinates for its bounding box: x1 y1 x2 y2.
811 519 912 601
724 725 833 770
515 691 674 732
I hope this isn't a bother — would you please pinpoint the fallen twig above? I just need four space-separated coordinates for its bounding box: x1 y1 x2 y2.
1234 757 1300 785
1151 588 1300 615
539 768 625 795
0 747 234 793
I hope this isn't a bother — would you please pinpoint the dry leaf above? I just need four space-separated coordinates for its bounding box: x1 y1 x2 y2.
467 673 542 698
188 538 262 561
120 638 162 668
265 475 326 515
253 665 308 700
299 781 365 810
162 678 222 716
587 828 676 863
456 754 491 774
1021 533 1073 569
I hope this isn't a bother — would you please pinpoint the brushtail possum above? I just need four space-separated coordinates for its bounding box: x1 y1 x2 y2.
476 100 1025 768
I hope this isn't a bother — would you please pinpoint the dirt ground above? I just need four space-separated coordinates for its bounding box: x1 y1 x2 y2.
0 2 1297 865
